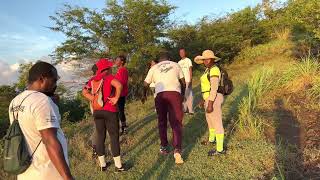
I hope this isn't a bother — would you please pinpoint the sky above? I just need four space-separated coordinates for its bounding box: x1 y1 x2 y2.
0 0 266 85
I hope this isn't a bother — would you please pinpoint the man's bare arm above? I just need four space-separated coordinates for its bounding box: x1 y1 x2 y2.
40 128 73 180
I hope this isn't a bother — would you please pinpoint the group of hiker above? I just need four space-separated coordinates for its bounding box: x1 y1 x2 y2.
5 48 231 179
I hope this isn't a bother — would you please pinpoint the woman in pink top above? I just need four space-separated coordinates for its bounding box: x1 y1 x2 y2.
114 55 129 135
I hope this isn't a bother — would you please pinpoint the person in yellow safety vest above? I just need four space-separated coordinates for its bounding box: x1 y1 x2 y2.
194 50 226 156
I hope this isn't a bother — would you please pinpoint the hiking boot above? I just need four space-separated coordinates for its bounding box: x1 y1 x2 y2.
208 149 226 156
174 152 184 164
100 166 107 172
115 165 128 173
188 112 194 115
201 140 216 146
159 146 170 155
120 126 128 135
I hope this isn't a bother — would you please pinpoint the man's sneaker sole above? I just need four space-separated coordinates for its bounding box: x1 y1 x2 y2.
174 153 184 164
159 147 170 155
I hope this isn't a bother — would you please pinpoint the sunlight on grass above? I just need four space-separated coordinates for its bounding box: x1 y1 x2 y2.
237 67 275 138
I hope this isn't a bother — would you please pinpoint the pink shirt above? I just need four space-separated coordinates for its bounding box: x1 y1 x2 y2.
115 67 129 97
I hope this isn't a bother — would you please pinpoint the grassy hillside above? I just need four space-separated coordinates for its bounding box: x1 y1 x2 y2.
1 39 319 179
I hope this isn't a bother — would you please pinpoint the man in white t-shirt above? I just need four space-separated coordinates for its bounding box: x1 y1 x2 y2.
142 52 186 164
9 62 73 180
178 48 194 114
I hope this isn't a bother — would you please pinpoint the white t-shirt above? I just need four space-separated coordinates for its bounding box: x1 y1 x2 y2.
144 60 184 96
9 90 69 180
178 57 193 83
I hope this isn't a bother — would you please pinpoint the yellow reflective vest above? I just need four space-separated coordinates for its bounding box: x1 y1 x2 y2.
200 66 221 100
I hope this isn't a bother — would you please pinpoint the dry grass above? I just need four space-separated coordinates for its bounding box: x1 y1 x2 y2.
273 28 291 41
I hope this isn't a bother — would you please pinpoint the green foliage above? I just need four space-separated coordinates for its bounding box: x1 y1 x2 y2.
167 7 269 64
309 76 320 99
234 39 293 64
238 67 275 137
15 62 33 91
0 86 16 137
280 56 320 84
58 91 90 122
49 0 175 62
287 0 320 39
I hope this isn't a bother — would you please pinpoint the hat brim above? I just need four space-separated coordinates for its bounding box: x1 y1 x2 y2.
194 56 221 64
194 56 204 64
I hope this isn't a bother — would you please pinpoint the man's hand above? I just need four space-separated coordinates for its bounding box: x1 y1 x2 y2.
206 100 214 113
108 97 119 105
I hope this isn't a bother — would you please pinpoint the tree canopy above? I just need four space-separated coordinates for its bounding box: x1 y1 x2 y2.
50 0 175 66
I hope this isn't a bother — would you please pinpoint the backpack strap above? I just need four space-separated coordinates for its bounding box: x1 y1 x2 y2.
12 91 42 158
12 92 37 120
30 139 42 159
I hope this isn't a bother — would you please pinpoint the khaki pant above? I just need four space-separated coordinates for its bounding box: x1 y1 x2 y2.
205 93 224 134
183 82 194 113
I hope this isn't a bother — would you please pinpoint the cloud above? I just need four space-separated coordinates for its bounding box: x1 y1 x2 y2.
0 59 87 100
0 58 83 88
0 60 19 85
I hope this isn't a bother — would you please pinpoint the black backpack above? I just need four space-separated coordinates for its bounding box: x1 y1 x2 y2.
207 65 233 95
3 92 41 175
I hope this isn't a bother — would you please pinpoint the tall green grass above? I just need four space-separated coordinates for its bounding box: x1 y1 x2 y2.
309 76 320 99
237 67 275 138
280 56 319 84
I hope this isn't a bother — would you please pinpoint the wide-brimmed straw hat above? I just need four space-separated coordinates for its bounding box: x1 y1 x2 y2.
194 50 220 64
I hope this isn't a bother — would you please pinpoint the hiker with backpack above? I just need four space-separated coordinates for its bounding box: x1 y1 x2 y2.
82 58 127 172
114 55 129 135
5 61 73 180
194 50 233 156
142 52 186 164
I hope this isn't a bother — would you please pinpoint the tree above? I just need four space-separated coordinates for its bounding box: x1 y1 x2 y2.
49 0 175 65
49 0 175 100
0 85 16 137
167 7 269 64
15 62 33 91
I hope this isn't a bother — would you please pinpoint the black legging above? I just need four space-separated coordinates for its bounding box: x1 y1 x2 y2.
118 96 127 127
93 110 120 157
